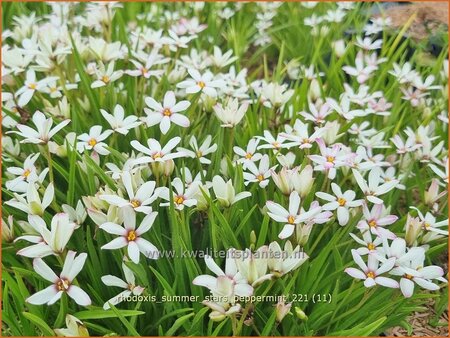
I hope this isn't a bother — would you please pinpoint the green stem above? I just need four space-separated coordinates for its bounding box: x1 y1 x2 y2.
46 144 54 183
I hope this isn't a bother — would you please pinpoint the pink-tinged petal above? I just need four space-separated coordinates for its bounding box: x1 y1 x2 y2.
33 258 59 283
377 215 398 226
171 100 190 113
17 243 54 258
351 249 368 272
337 207 349 226
352 169 368 192
400 278 414 298
66 253 87 281
145 97 163 111
130 140 151 156
160 116 171 134
99 195 129 207
376 257 396 275
102 237 128 250
127 241 140 264
101 275 128 288
266 201 289 219
374 276 399 288
288 191 301 215
100 222 127 235
363 278 376 288
26 285 58 305
135 238 159 259
367 195 383 204
278 224 295 239
163 91 176 108
67 285 92 306
171 113 190 128
413 277 440 291
234 283 254 297
345 267 366 280
420 266 444 279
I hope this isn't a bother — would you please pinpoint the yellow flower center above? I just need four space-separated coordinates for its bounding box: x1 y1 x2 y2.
302 138 310 144
152 152 162 159
337 197 346 206
273 142 281 149
198 81 206 89
257 174 264 181
368 220 377 228
326 156 335 163
56 278 70 291
404 274 413 280
130 199 141 208
245 153 253 159
28 83 37 90
175 195 185 205
366 271 375 279
102 75 110 83
196 150 203 158
163 108 172 117
23 169 31 178
367 243 375 250
88 138 97 147
423 222 430 230
141 67 148 75
127 230 136 241
287 215 295 224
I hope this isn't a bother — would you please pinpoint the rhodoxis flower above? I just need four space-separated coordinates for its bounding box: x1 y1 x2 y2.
345 249 398 288
193 252 253 302
5 183 54 216
8 111 70 144
54 315 89 337
159 177 199 210
5 153 48 193
213 98 248 128
357 204 398 239
243 154 276 188
352 167 398 204
101 261 145 309
410 207 449 237
349 230 383 255
100 104 141 135
316 183 363 226
326 95 366 120
91 61 123 88
234 138 263 167
211 175 251 208
125 50 169 78
309 139 348 179
281 119 325 149
177 135 217 165
100 171 160 213
266 191 322 239
15 70 58 106
267 241 309 276
177 69 225 97
76 125 113 155
16 213 76 258
27 251 91 306
131 137 184 165
271 165 314 197
234 246 273 286
143 91 190 134
100 207 159 264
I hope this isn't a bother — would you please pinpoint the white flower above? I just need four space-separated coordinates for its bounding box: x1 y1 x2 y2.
271 165 314 197
266 191 322 239
131 137 185 165
27 251 91 306
177 135 217 165
101 261 145 309
159 177 199 210
309 139 348 179
16 213 76 258
5 153 48 193
352 167 398 204
8 111 70 144
213 98 248 128
77 125 113 155
15 70 58 106
349 230 383 255
101 105 141 135
234 138 263 167
345 249 398 288
177 69 225 97
91 62 123 88
100 207 159 264
54 315 89 337
100 171 160 213
5 183 54 216
125 50 169 79
316 183 363 226
256 130 285 150
259 82 294 108
268 241 309 276
410 207 449 237
243 154 276 188
211 175 251 208
62 200 87 228
143 91 190 134
234 246 273 286
210 46 238 68
281 120 325 149
327 95 366 120
357 204 398 239
193 251 253 303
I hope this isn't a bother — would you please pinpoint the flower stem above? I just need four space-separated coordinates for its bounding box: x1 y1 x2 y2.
46 144 54 183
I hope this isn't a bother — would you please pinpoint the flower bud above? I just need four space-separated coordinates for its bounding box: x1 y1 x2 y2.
332 39 346 58
163 159 175 177
322 121 341 145
294 307 308 321
271 167 293 196
2 215 15 242
308 78 321 101
276 300 292 323
405 213 422 246
293 165 314 198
